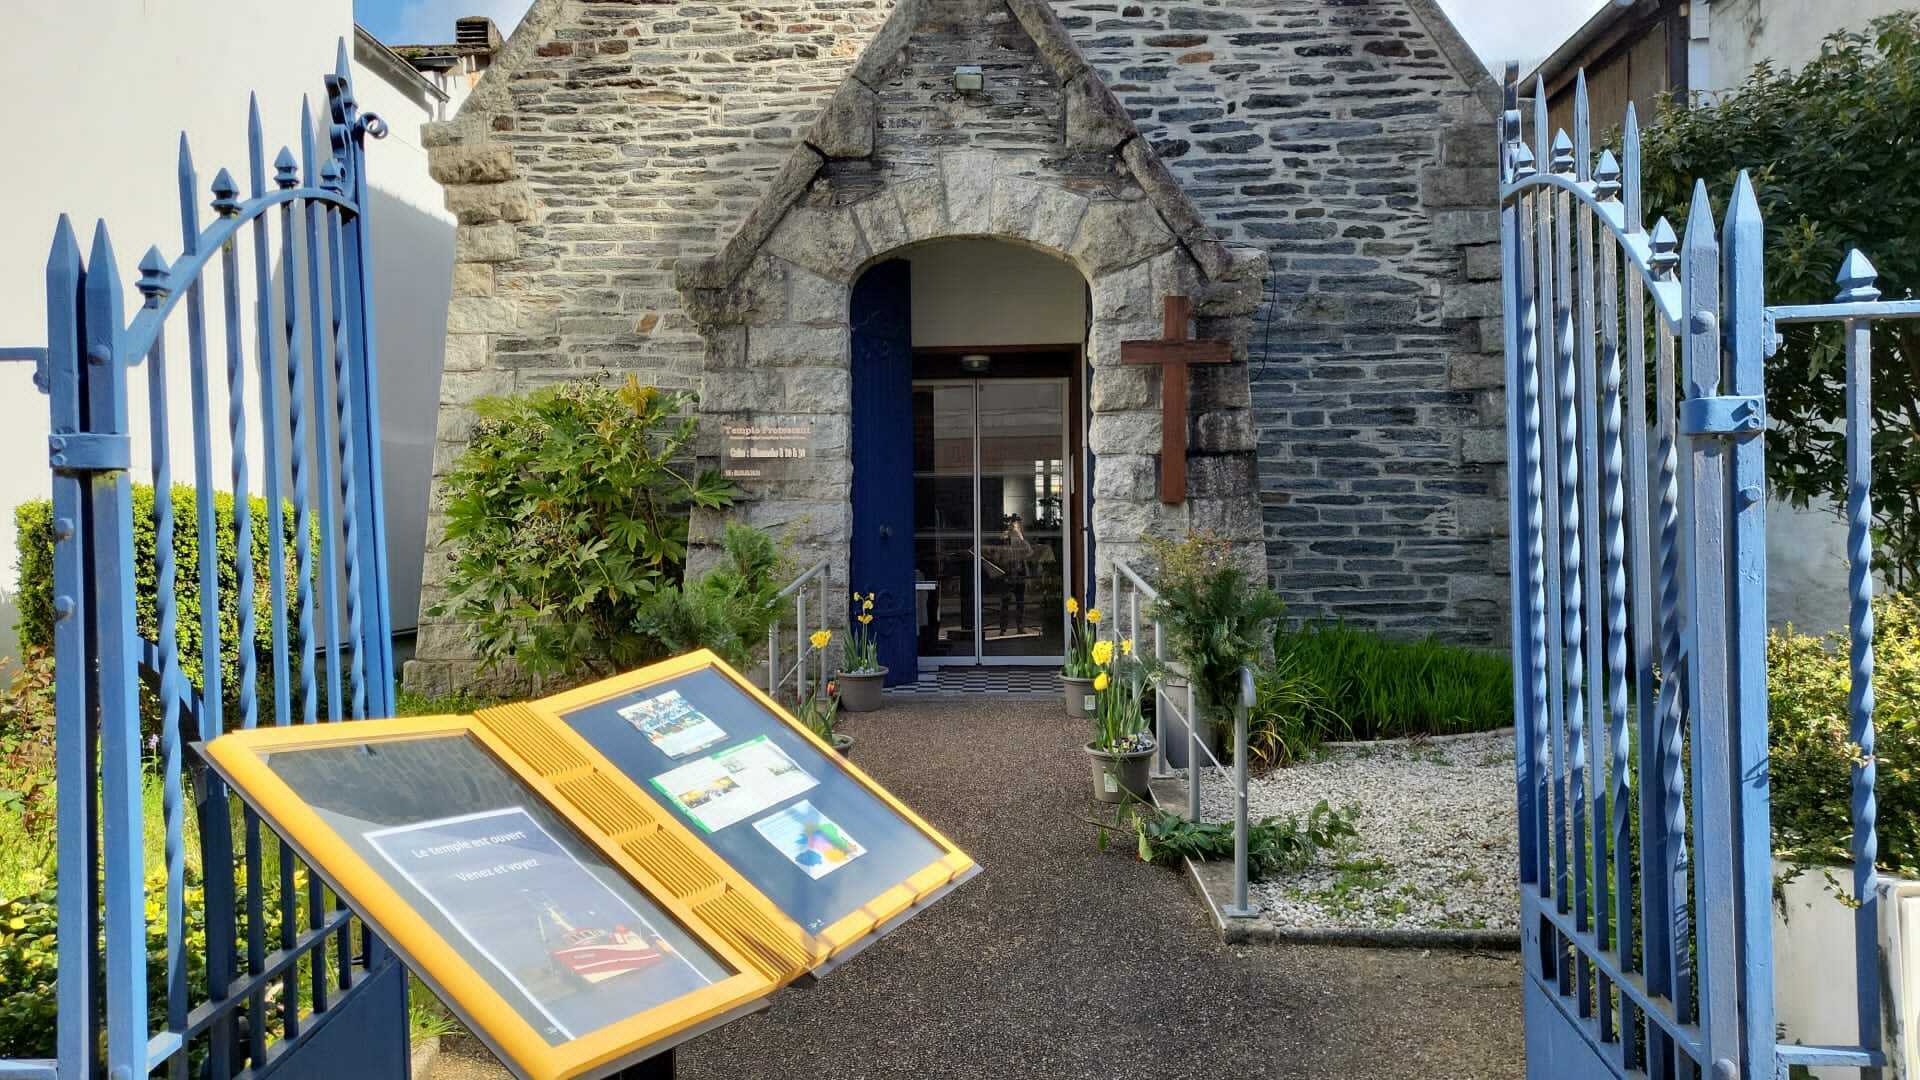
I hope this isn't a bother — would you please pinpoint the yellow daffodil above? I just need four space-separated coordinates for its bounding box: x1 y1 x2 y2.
868 591 877 601
857 613 873 625
1121 637 1134 656
1093 672 1110 692
1085 607 1102 625
810 629 831 649
1066 596 1079 615
862 597 874 611
1091 639 1114 666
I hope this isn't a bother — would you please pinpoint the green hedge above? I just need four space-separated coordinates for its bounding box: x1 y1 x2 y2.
1273 623 1514 741
1771 593 1920 875
15 484 304 726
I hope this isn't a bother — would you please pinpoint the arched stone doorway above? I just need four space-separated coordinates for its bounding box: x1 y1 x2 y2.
847 239 1088 683
673 0 1268 669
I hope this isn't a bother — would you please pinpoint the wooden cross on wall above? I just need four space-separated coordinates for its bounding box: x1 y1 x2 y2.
1121 296 1232 505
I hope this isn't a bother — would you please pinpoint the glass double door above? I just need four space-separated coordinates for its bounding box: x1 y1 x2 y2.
912 379 1070 665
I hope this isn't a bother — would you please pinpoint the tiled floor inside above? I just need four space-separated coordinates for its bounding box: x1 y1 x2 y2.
884 666 1061 696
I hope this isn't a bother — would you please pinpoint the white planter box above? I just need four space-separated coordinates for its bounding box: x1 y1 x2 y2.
1773 858 1920 1078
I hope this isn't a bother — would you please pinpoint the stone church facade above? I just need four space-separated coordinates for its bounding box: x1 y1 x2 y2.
405 0 1504 694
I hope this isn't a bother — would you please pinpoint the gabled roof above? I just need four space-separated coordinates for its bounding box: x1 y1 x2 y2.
678 0 1248 288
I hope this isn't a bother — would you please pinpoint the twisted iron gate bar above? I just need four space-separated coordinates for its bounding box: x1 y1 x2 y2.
0 43 406 1080
1501 61 1918 1079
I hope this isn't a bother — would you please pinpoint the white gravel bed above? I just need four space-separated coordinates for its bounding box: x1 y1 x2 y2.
1198 730 1520 931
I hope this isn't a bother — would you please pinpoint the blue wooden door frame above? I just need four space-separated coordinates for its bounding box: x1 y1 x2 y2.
850 260 917 686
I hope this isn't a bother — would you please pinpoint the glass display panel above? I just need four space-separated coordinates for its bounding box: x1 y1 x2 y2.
913 383 977 660
558 667 947 934
978 380 1066 658
262 734 734 1045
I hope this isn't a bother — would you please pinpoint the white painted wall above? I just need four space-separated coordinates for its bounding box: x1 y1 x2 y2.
902 239 1089 348
1697 0 1904 632
0 4 350 662
1773 861 1920 1078
0 5 454 663
352 37 458 635
1703 0 1912 93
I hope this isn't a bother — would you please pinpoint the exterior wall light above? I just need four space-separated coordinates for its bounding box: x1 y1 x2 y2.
959 353 991 373
954 65 984 92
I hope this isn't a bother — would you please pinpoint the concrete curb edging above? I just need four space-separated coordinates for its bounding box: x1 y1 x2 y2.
1149 776 1522 953
409 1034 441 1079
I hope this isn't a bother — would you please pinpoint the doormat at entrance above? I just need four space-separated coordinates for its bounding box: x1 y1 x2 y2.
885 668 1062 696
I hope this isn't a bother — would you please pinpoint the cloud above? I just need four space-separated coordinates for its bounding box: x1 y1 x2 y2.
360 0 533 45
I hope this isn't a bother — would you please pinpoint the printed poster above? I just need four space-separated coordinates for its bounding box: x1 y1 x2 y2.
649 736 818 833
618 689 727 758
752 800 867 880
365 807 713 1043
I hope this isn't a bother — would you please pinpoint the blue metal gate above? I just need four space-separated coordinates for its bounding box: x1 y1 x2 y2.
0 44 407 1080
1500 64 1912 1078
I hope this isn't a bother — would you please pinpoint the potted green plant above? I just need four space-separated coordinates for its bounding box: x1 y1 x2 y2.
1061 596 1101 719
1148 532 1286 758
793 636 853 758
837 591 887 712
1086 636 1156 803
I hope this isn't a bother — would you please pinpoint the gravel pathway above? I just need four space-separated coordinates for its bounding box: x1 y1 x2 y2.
429 699 1522 1078
1200 730 1521 932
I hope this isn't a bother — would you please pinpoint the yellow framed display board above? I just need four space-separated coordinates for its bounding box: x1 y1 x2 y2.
201 650 979 1079
500 650 979 971
199 713 782 1080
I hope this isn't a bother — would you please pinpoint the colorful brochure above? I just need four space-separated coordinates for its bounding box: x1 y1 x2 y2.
649 736 818 833
618 689 727 758
753 800 867 880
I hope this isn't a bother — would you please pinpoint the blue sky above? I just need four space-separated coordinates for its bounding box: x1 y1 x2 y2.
353 0 1608 73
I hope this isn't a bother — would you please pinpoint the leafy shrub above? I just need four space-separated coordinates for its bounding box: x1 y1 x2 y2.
635 524 790 670
1769 593 1920 875
16 485 305 731
1126 800 1357 880
1273 622 1513 741
1145 532 1286 744
432 377 736 684
1639 13 1920 584
0 649 56 877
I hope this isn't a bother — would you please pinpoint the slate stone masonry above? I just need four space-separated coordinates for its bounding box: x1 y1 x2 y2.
405 0 1504 694
1056 0 1507 643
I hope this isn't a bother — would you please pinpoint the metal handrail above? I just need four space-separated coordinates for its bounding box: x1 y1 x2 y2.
767 559 830 702
1107 559 1257 916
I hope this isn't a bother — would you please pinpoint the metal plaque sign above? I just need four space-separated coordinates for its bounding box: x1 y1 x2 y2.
719 419 815 482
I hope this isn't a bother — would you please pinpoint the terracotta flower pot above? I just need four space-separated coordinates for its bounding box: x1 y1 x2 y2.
836 668 887 712
1061 674 1096 719
1086 741 1155 804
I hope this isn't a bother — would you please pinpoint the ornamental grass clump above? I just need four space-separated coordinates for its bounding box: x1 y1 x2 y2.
1272 622 1512 741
